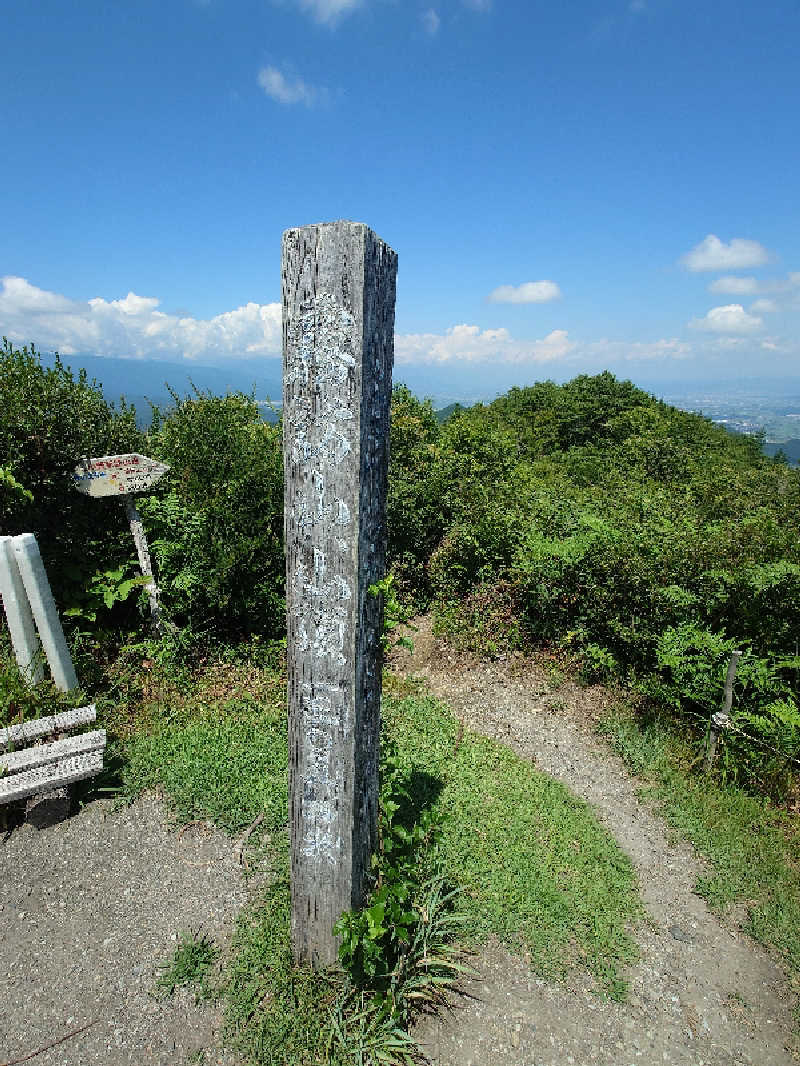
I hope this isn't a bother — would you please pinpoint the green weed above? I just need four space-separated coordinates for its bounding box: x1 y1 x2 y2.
155 929 220 1002
383 693 640 997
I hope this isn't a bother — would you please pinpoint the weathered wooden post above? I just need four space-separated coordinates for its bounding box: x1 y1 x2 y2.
282 220 397 966
0 535 44 686
704 650 741 774
12 534 79 693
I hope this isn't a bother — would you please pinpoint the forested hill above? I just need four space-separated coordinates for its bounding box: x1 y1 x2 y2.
2 342 798 798
389 372 800 796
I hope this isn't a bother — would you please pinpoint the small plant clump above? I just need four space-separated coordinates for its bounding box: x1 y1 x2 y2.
155 929 220 1002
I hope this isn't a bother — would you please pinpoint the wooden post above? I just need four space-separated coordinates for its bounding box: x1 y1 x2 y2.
704 650 741 773
0 536 44 685
124 495 162 633
12 534 78 693
282 220 397 967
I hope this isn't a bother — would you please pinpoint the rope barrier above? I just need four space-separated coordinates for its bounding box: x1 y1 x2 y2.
673 665 800 770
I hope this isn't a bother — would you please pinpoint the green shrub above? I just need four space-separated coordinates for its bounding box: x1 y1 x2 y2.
139 387 284 639
0 338 145 606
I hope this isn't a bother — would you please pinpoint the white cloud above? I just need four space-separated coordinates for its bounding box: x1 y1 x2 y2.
0 276 282 362
396 324 572 365
0 275 78 313
707 270 800 312
488 280 562 304
578 337 693 363
297 0 361 23
621 338 692 360
421 8 440 35
462 0 491 10
257 66 324 107
689 303 763 334
708 275 759 295
629 0 646 10
681 234 769 273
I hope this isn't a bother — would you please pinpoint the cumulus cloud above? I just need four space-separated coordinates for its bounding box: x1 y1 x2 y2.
488 280 562 304
681 235 769 273
708 275 759 295
0 276 282 362
297 0 361 23
708 270 800 313
395 324 572 365
421 8 440 35
257 66 324 107
689 303 763 334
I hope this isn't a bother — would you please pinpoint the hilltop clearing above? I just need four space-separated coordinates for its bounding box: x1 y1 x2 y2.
391 619 800 1066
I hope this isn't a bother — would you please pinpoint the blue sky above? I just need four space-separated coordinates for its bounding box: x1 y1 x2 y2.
2 0 798 402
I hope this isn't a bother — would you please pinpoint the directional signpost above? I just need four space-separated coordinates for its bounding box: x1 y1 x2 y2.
73 454 169 631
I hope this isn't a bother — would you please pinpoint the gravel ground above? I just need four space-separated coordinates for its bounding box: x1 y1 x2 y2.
0 793 248 1066
2 623 797 1066
391 618 800 1066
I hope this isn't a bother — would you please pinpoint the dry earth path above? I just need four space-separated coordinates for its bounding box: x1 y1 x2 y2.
2 625 798 1066
393 619 799 1066
1 794 247 1066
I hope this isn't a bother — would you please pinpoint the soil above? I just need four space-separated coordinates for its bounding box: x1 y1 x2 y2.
388 617 800 1066
2 619 797 1066
0 794 248 1066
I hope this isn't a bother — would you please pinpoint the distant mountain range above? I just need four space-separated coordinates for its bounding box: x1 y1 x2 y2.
36 353 800 466
40 352 283 419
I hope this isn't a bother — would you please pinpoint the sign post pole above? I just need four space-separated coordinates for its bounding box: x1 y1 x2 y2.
282 220 397 966
73 453 169 634
123 495 162 633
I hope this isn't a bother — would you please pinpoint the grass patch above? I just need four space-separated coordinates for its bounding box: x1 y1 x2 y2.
599 704 800 983
118 656 642 1062
382 693 640 997
123 699 287 834
0 629 90 729
155 929 220 1002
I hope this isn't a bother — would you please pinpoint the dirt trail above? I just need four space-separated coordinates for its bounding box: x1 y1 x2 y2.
2 624 797 1066
392 618 799 1066
1 794 245 1066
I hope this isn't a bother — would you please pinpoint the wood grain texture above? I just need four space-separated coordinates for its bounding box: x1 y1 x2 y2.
282 220 397 966
124 495 162 631
0 749 104 803
0 729 106 774
0 705 96 751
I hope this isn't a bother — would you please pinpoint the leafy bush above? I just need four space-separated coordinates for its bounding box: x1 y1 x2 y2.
386 386 444 603
139 387 284 639
643 624 800 794
0 338 145 606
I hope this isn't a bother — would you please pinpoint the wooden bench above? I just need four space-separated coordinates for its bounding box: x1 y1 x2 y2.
0 704 106 826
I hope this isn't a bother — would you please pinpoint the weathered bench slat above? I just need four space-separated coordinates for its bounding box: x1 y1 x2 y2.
0 704 96 751
0 749 104 803
0 729 106 775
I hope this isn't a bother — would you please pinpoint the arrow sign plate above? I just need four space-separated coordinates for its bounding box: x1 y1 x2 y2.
73 454 170 497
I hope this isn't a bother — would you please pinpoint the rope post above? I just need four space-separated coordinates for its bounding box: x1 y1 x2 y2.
704 650 741 774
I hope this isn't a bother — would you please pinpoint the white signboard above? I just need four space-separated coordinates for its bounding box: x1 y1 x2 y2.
72 454 170 497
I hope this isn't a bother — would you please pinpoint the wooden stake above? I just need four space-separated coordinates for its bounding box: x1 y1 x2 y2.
704 650 741 773
123 495 162 633
282 220 397 966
